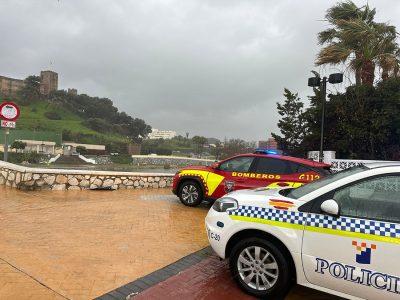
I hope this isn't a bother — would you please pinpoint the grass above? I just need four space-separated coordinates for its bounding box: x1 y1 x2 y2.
17 101 94 133
4 100 128 144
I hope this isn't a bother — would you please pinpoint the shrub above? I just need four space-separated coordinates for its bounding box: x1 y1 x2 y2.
76 146 88 155
110 154 132 164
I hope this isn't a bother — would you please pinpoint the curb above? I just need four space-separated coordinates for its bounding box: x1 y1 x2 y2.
95 246 213 300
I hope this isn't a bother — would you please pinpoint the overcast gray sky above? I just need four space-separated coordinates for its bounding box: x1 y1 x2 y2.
0 0 399 141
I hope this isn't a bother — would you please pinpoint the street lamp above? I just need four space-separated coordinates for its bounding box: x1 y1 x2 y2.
308 73 343 162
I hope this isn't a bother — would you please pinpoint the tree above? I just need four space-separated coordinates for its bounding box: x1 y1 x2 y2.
47 91 152 143
272 89 307 156
76 146 87 155
316 1 399 86
11 141 27 153
17 75 41 103
220 139 255 158
296 1 400 160
140 138 173 155
210 140 223 160
192 136 208 156
302 78 400 160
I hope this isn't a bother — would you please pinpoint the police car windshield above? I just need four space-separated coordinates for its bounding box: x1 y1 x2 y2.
285 165 367 199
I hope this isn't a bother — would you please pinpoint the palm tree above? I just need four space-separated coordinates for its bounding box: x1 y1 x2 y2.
393 49 400 78
316 1 399 85
378 34 400 80
342 18 398 85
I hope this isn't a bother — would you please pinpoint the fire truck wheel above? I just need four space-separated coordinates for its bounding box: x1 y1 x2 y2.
178 180 203 207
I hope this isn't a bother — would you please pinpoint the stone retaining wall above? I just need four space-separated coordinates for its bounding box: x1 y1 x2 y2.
131 155 214 167
0 161 174 191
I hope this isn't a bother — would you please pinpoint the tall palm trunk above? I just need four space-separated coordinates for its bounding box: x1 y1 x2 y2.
355 68 362 85
381 68 389 80
355 52 362 86
361 60 375 85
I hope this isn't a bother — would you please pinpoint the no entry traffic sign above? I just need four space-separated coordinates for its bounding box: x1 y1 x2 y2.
0 102 20 121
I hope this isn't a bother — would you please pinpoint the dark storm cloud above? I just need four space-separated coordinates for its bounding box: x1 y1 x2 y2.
0 0 398 141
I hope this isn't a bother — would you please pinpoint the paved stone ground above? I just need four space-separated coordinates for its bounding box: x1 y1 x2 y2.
0 186 209 299
99 247 341 300
0 259 64 300
1 186 341 300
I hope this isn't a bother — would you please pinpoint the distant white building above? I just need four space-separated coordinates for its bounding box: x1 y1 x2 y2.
147 129 177 140
0 140 57 154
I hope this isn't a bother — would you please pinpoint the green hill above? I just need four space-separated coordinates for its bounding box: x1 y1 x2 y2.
1 80 151 153
0 98 132 151
15 101 92 134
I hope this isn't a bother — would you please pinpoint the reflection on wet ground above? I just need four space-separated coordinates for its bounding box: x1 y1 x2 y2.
132 254 341 300
0 186 340 300
0 186 209 299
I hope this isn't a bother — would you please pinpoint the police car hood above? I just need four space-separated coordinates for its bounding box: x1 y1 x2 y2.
225 187 303 210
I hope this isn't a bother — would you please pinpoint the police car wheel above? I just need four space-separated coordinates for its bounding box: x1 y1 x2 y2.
178 181 203 207
230 238 291 299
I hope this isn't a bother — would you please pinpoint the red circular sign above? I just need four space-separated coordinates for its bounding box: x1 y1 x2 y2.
0 102 20 121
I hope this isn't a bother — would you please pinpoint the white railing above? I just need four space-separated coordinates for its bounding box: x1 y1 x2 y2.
330 159 399 172
330 159 370 172
78 155 96 164
48 154 61 164
307 151 398 172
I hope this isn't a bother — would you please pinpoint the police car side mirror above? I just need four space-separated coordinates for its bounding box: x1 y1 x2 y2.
320 199 339 217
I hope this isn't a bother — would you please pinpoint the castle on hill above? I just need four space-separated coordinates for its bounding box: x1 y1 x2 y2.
0 70 77 98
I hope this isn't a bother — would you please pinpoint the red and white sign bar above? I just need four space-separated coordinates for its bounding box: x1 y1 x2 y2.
1 120 16 128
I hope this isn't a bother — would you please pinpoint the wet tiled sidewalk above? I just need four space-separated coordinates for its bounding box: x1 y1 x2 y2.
1 186 340 300
0 186 209 299
100 247 341 300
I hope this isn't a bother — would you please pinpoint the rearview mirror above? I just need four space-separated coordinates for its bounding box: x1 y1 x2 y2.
321 199 339 216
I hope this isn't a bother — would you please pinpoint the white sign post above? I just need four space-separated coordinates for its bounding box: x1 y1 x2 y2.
0 102 20 162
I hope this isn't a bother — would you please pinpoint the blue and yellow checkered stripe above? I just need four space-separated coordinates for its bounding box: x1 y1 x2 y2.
229 205 400 244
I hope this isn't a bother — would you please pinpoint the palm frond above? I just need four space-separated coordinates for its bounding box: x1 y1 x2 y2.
318 28 337 45
316 43 352 65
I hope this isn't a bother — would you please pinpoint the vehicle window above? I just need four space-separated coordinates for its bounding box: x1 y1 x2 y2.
314 167 332 176
287 163 312 174
296 165 312 173
287 165 367 199
219 156 254 172
333 175 400 223
254 158 290 174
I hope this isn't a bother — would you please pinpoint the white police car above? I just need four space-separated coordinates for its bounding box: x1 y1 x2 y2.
205 163 400 299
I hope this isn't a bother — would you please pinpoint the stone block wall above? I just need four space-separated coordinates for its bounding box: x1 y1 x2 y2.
131 155 213 167
0 161 173 191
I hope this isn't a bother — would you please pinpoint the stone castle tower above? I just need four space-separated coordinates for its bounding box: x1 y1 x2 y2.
40 70 58 96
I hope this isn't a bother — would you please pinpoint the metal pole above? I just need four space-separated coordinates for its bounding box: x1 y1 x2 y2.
4 128 10 162
319 77 327 163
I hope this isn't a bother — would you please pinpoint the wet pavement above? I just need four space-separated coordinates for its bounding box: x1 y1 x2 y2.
0 186 209 299
130 253 339 300
0 186 340 300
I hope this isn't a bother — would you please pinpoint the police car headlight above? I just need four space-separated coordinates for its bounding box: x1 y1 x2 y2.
212 198 238 212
